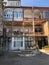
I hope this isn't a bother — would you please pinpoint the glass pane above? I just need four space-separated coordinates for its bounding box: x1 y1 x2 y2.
14 37 23 48
14 41 16 47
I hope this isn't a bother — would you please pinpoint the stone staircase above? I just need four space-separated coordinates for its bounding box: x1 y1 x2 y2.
4 48 39 57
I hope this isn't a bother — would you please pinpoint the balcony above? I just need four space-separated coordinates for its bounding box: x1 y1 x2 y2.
12 29 23 36
24 18 32 23
24 18 32 26
13 30 23 34
24 32 44 37
12 21 23 26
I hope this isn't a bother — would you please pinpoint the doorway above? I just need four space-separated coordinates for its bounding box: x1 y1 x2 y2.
37 37 48 49
25 37 34 49
10 37 24 50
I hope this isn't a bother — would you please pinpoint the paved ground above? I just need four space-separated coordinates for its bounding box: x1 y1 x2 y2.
40 49 49 55
0 52 49 65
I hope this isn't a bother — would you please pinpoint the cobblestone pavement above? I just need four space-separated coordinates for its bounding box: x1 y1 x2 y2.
0 52 49 65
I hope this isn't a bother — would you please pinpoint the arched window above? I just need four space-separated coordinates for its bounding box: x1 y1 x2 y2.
14 8 23 21
43 10 49 18
3 8 13 21
34 9 42 19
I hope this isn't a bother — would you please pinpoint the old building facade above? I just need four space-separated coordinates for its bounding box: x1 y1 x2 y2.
0 0 49 50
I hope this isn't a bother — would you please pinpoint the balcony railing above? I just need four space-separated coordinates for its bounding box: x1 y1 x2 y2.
24 32 44 37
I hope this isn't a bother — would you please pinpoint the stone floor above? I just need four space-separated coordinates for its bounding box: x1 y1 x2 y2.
0 52 49 65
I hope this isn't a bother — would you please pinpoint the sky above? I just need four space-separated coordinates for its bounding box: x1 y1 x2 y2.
4 0 49 7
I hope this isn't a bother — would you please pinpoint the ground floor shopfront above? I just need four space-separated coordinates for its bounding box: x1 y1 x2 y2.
0 36 48 50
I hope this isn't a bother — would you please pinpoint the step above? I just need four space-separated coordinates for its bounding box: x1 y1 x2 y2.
3 49 39 57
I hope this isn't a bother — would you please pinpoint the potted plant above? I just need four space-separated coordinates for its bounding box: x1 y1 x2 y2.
43 45 49 51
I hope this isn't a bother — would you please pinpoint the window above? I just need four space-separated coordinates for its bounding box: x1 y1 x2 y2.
14 37 23 48
3 9 13 21
35 28 43 32
16 1 20 6
18 11 22 18
18 2 19 6
21 41 23 47
43 10 49 18
14 11 18 18
14 41 16 47
14 9 23 21
34 9 41 19
7 1 21 6
25 37 33 48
